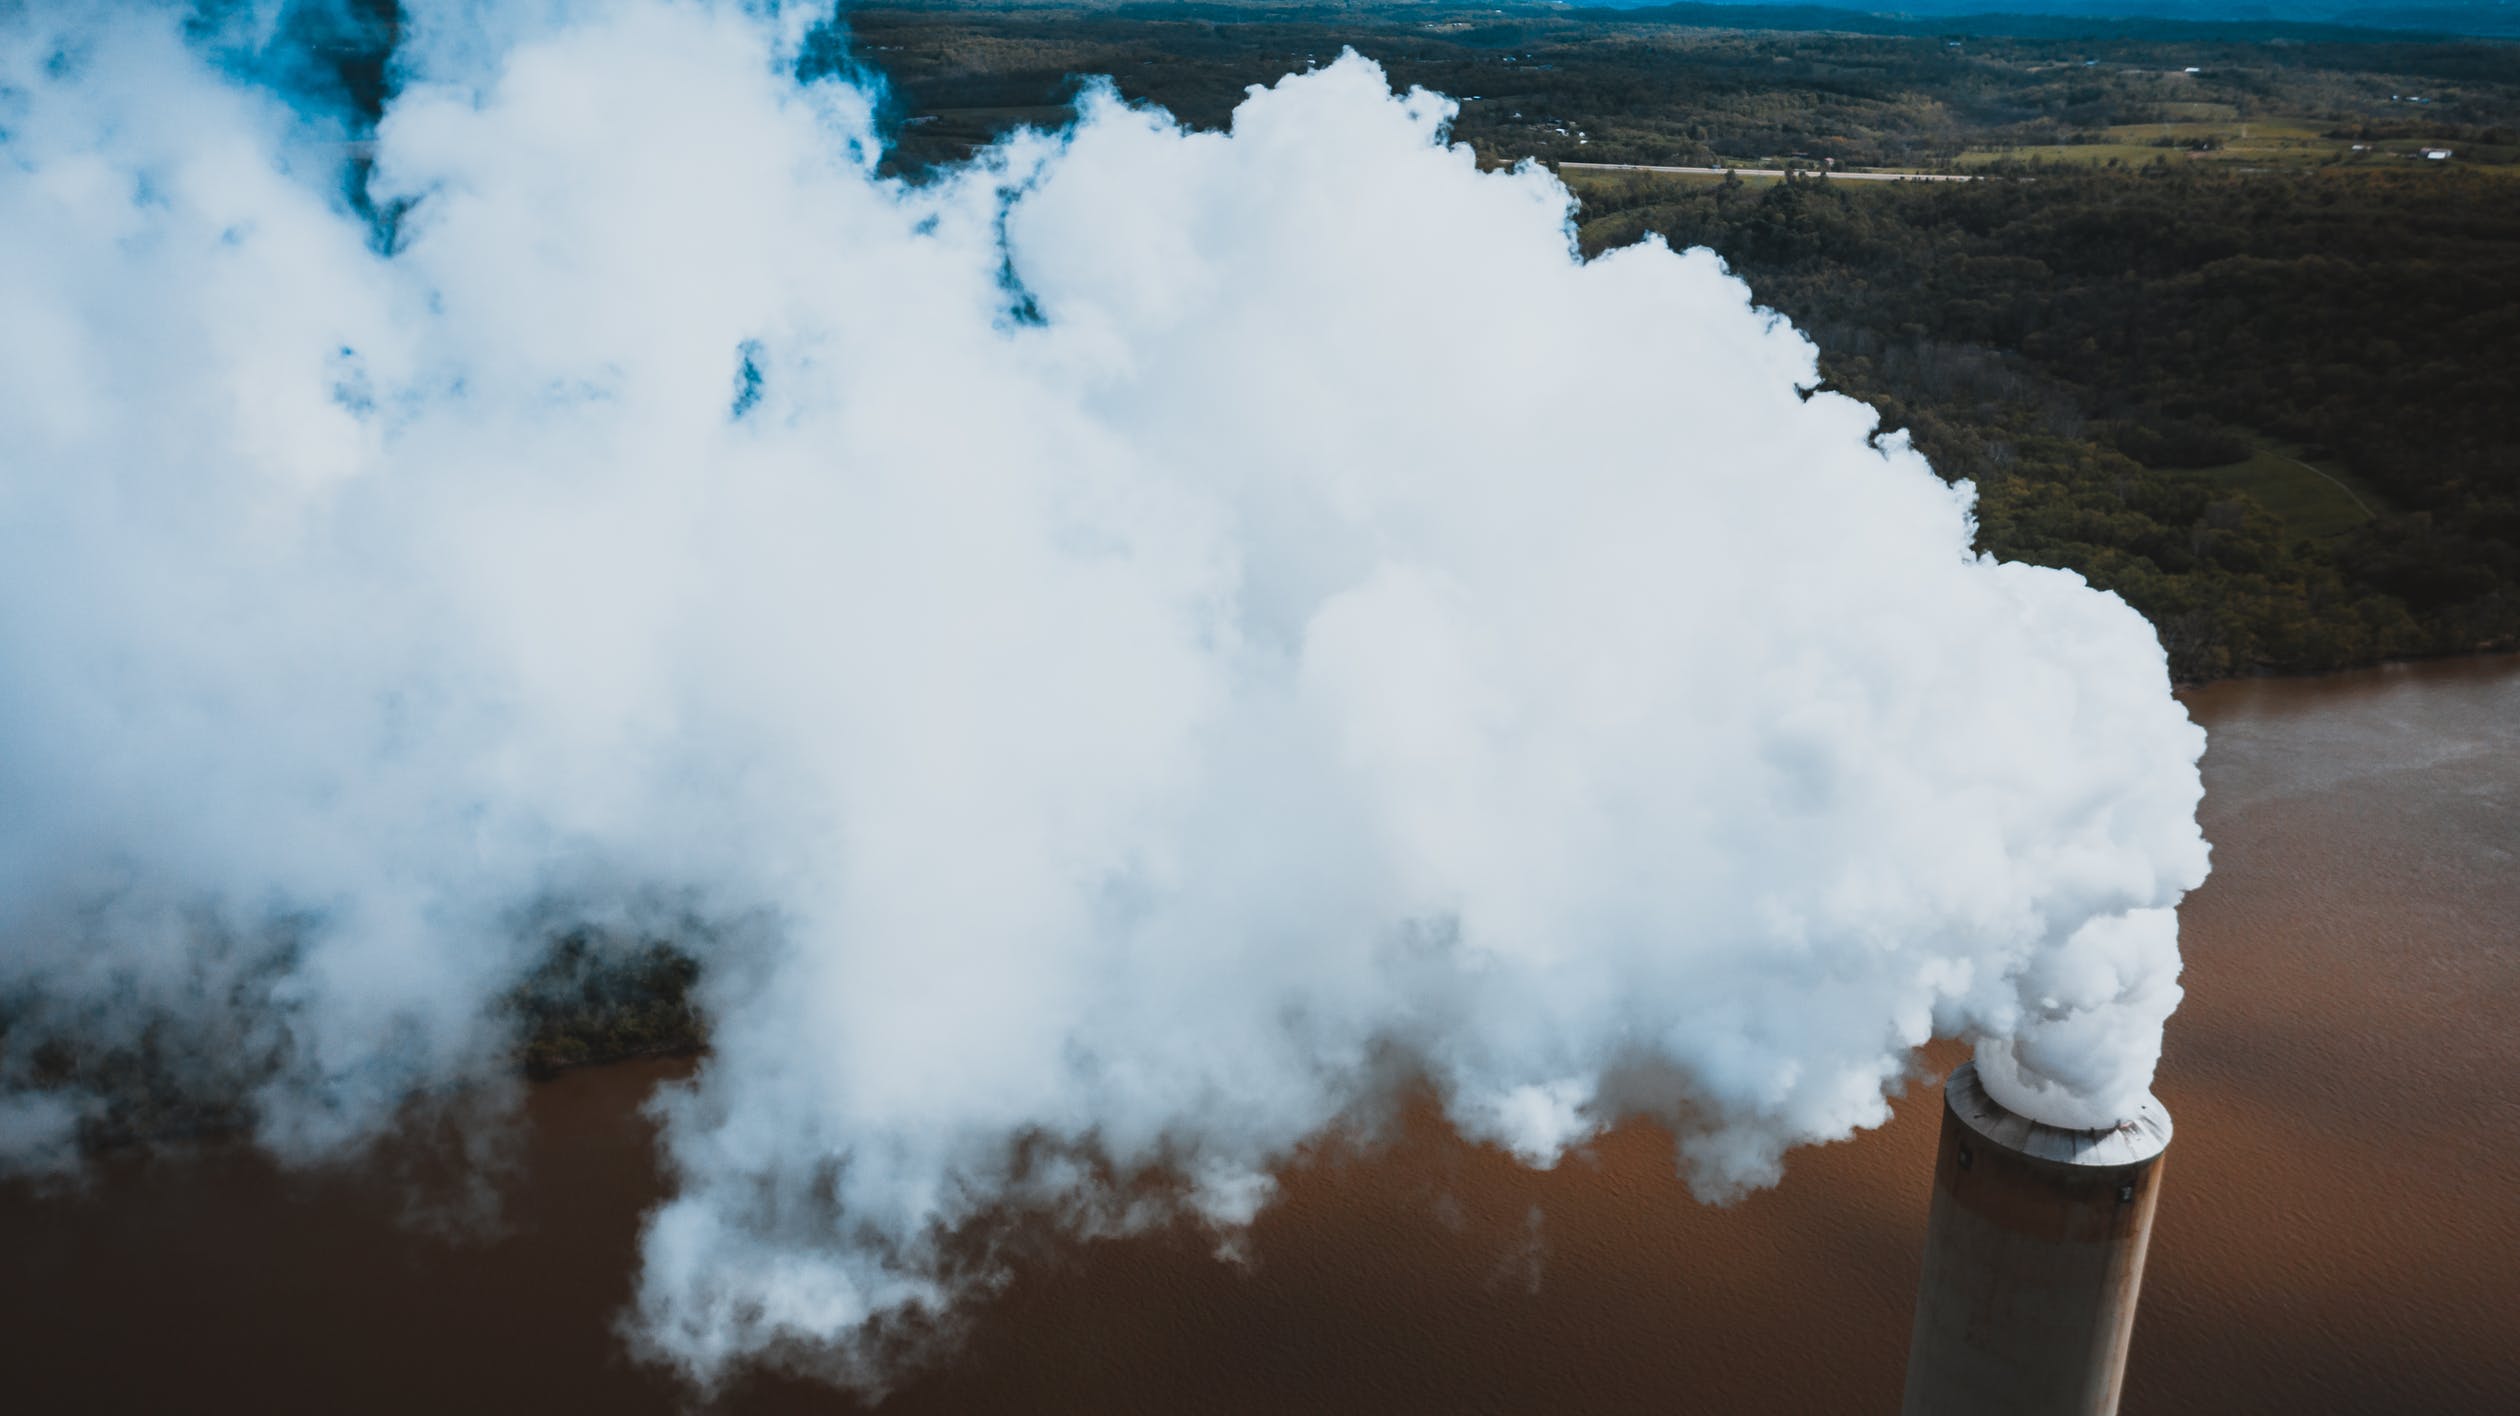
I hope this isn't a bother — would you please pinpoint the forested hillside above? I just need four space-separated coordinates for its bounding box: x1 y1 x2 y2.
859 5 2520 175
1579 167 2520 678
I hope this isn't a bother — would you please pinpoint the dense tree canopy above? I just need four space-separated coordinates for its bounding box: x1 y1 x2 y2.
1581 166 2520 678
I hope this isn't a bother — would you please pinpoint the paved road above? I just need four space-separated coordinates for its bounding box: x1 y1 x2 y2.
1557 161 1978 183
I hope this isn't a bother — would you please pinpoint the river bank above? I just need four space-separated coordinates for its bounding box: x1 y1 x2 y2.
2170 641 2516 694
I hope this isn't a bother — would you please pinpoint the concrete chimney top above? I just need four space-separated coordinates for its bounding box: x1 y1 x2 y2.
1945 1061 2172 1169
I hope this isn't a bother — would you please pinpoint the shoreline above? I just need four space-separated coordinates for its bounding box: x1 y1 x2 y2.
2171 641 2517 696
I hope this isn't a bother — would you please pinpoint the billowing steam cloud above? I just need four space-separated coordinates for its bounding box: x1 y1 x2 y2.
0 0 2208 1387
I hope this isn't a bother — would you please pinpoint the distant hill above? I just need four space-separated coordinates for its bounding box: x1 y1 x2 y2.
1579 2 2520 39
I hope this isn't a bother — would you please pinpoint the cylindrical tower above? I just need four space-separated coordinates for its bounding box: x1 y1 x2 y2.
1899 1060 2172 1416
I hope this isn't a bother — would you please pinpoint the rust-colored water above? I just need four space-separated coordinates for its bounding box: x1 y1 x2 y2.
5 658 2514 1413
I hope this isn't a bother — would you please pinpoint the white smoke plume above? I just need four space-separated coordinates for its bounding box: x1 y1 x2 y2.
0 0 2209 1387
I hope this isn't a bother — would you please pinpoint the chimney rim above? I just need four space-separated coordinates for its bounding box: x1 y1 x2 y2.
1942 1060 2172 1168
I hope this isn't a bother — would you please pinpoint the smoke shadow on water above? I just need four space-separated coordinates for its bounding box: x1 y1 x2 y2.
0 1056 1933 1415
3 658 2516 1413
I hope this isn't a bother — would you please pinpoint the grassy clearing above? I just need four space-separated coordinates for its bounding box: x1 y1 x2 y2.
2154 101 2241 123
1557 167 1736 191
1956 113 2517 172
1956 143 2176 167
1557 166 1952 196
1955 142 2514 171
2104 118 2327 142
1957 111 2338 167
2193 443 2389 541
1960 119 2343 167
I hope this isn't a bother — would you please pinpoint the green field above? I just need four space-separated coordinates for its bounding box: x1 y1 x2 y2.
1960 123 2340 168
1558 167 1737 191
2153 101 2242 123
2194 444 2389 541
1955 115 2517 171
1956 143 2188 168
1556 166 1961 196
2107 118 2325 142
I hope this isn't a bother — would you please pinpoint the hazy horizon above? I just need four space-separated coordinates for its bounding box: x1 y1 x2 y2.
1583 0 2520 40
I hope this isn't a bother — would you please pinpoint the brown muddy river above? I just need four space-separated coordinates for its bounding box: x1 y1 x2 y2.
5 658 2515 1413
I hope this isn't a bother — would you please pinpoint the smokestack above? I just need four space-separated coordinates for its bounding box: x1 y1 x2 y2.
1901 1060 2171 1416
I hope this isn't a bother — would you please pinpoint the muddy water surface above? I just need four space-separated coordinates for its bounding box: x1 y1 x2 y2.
5 658 2514 1413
